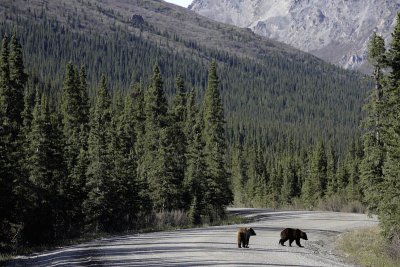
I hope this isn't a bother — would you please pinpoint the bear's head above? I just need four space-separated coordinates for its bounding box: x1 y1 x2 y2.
301 231 308 240
247 228 256 236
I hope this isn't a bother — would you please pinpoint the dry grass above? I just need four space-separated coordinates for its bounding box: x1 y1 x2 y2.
338 226 400 267
278 195 367 214
317 195 366 213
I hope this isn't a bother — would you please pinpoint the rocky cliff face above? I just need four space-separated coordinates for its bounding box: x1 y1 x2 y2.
190 0 400 69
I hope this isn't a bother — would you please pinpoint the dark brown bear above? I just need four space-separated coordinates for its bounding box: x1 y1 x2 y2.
279 228 308 247
237 227 256 248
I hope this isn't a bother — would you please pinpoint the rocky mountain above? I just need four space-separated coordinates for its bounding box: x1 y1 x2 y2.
190 0 400 70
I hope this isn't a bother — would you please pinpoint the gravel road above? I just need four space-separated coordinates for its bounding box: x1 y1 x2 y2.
8 209 378 266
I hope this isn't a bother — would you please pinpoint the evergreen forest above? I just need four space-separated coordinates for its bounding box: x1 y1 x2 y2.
0 0 399 254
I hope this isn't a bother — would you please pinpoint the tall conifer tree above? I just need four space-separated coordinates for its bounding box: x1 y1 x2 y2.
170 74 187 208
24 90 65 243
0 33 27 242
360 33 386 208
9 32 27 127
60 62 89 234
379 13 400 239
0 34 13 244
302 142 327 207
143 66 182 210
84 75 113 232
231 143 248 206
202 60 232 218
185 112 207 224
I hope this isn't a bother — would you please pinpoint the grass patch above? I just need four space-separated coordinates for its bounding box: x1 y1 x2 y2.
338 226 400 267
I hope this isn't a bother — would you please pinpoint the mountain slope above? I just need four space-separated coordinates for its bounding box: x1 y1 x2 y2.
0 0 369 148
190 0 399 70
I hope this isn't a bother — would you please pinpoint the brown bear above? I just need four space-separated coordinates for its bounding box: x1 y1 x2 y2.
278 228 308 247
237 227 256 248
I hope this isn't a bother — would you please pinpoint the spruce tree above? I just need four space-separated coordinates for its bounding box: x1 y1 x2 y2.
173 74 187 126
231 143 248 206
268 162 283 208
388 13 400 84
302 141 327 207
61 62 82 169
60 62 89 234
109 94 144 229
170 74 187 208
130 81 151 212
142 65 175 211
23 90 65 243
184 89 197 146
346 141 363 202
246 144 267 207
281 155 297 204
0 34 13 244
151 126 181 210
185 112 207 224
379 13 400 239
326 144 337 196
202 60 232 218
9 32 27 127
78 66 90 128
0 33 27 243
360 33 386 208
84 75 113 232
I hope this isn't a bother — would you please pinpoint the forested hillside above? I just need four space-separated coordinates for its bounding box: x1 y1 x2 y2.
0 0 385 254
0 0 370 150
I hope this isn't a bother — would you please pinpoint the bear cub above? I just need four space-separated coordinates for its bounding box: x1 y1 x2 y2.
237 227 256 248
279 228 308 247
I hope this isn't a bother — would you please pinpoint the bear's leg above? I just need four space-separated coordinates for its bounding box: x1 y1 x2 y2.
289 238 294 247
296 238 303 247
245 236 250 248
279 238 288 246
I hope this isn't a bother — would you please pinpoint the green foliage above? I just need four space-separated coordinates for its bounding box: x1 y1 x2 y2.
142 65 171 211
202 61 233 218
0 33 27 246
302 141 327 207
23 90 65 243
83 76 114 232
361 13 400 241
60 62 90 235
185 111 207 223
230 144 248 207
388 13 400 83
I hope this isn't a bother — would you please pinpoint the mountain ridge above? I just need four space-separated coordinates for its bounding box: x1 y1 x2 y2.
190 0 400 70
0 0 370 149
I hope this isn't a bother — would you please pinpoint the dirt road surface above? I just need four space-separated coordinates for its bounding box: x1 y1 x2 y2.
8 209 378 266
